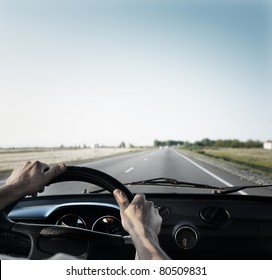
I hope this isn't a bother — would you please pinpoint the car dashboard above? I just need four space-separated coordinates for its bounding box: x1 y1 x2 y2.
2 193 272 259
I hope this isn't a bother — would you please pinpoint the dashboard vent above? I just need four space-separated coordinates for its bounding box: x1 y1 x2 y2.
200 206 230 226
158 206 171 221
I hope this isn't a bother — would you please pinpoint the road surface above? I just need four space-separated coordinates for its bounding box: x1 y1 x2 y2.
42 148 272 196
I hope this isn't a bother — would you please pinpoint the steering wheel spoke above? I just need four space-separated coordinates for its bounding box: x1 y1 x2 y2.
12 221 127 259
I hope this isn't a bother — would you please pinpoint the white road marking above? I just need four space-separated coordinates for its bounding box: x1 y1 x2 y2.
125 167 134 173
144 158 148 161
173 150 248 195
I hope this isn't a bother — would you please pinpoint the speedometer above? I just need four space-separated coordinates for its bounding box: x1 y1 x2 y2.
56 214 86 229
92 216 126 235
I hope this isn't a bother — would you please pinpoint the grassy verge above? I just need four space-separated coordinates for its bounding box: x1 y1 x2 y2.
196 148 272 174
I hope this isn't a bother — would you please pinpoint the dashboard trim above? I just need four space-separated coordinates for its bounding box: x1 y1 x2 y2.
8 202 120 220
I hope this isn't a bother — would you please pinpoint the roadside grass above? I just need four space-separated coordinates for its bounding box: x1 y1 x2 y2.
197 148 272 173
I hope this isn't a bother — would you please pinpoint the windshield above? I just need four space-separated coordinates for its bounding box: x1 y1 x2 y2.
0 0 271 197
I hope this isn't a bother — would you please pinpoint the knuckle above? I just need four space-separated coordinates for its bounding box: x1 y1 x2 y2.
33 160 41 167
147 201 155 209
135 193 145 200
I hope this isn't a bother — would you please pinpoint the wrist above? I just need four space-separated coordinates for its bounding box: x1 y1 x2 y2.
130 228 167 260
128 222 157 239
4 182 27 198
129 224 160 246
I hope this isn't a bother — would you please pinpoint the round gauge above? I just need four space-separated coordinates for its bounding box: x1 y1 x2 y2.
92 216 126 235
174 226 198 250
56 214 86 229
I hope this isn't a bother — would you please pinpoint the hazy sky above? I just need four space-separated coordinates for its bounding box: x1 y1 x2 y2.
0 0 271 147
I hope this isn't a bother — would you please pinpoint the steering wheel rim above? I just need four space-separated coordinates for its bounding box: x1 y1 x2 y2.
48 166 134 201
0 166 134 259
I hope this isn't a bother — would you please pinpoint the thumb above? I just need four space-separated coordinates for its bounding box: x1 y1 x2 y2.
113 189 129 212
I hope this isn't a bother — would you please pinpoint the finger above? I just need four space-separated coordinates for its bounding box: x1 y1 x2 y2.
30 160 44 169
41 163 50 173
154 204 161 214
38 186 45 193
134 193 145 199
29 161 49 175
43 163 67 182
38 162 50 174
22 161 32 168
132 193 146 205
113 189 130 212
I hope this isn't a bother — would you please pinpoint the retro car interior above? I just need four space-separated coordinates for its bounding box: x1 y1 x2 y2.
0 166 272 260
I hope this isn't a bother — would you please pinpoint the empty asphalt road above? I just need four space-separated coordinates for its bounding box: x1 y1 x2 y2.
42 148 272 196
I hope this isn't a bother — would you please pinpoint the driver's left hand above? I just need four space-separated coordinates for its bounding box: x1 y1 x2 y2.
6 161 67 197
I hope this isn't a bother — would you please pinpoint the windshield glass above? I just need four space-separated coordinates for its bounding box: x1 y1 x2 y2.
0 0 271 197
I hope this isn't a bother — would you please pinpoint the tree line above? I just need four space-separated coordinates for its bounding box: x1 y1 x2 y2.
154 138 263 148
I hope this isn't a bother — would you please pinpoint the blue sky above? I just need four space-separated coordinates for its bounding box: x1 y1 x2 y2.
0 0 271 147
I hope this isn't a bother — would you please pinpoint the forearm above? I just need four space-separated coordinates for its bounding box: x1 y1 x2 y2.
130 227 170 260
0 183 26 210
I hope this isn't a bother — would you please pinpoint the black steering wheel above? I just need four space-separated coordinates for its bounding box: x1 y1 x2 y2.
0 166 134 259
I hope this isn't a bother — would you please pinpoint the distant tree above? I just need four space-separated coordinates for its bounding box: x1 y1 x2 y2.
154 139 184 147
154 138 263 149
119 142 126 148
245 140 262 148
229 139 240 148
154 139 163 147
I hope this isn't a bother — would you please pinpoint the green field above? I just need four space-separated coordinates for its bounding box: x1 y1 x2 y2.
198 148 272 173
